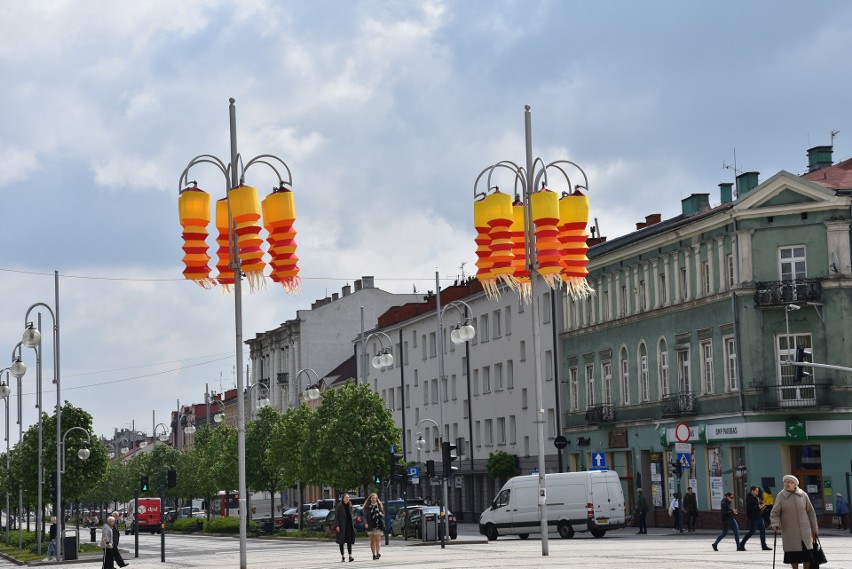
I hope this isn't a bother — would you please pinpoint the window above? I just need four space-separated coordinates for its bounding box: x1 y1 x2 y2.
509 415 517 444
405 385 410 408
620 348 630 405
421 335 427 360
545 350 553 381
493 310 502 338
462 356 467 376
463 399 468 419
473 369 479 396
778 333 813 385
521 388 528 409
494 363 503 390
507 360 514 389
429 332 437 357
423 382 428 405
480 314 489 342
431 378 438 404
701 340 714 394
497 417 506 445
414 369 419 386
569 366 579 411
504 306 512 336
484 419 493 446
395 343 402 367
586 364 596 408
680 267 688 300
779 245 807 281
727 254 735 289
602 361 613 405
520 340 526 362
659 273 667 305
702 261 711 295
442 376 448 402
542 292 551 323
638 280 647 311
482 366 491 393
620 285 629 316
639 344 650 402
404 341 409 365
396 387 402 408
451 374 457 400
381 389 386 406
475 421 481 447
547 408 556 438
723 336 738 391
677 348 690 393
658 340 669 397
602 290 610 320
523 436 530 457
412 330 417 348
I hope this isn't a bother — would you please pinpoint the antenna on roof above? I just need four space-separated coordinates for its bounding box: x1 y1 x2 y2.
831 130 840 145
459 262 467 280
722 148 742 176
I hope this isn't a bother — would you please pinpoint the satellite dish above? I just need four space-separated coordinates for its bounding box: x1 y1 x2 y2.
830 251 840 273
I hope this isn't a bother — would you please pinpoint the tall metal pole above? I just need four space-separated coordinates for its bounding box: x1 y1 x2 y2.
435 271 448 549
16 362 22 549
53 272 63 560
464 306 475 519
229 98 249 569
550 290 563 472
35 313 43 556
524 105 549 555
359 306 366 386
4 380 9 545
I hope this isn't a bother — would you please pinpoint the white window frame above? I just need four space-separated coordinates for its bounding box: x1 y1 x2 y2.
585 364 596 409
723 335 738 391
700 339 714 394
620 348 630 405
602 362 612 405
570 366 579 411
677 348 690 393
658 342 669 398
639 347 650 402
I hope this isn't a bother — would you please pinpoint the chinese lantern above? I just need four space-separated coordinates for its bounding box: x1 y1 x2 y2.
558 189 593 299
473 197 496 296
178 186 214 288
482 190 514 297
510 196 531 302
228 185 266 291
215 198 234 291
262 186 301 293
530 187 562 288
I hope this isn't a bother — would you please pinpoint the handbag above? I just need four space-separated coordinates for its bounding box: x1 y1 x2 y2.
811 536 827 567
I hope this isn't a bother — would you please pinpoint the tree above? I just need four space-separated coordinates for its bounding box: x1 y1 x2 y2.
185 425 234 517
269 403 317 506
245 405 283 524
486 451 517 483
313 384 400 492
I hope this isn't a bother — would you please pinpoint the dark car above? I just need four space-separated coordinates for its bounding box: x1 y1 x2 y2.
385 498 426 535
281 507 300 529
396 506 456 540
323 505 367 535
304 509 330 531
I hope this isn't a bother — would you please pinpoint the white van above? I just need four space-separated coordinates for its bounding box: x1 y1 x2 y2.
479 470 626 540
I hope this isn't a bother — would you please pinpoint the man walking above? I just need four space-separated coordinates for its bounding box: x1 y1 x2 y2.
683 487 698 532
635 488 648 534
711 491 741 551
739 486 771 551
111 511 129 567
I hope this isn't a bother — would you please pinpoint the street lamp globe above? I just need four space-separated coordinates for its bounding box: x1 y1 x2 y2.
78 448 91 461
158 432 170 442
454 322 475 343
138 441 148 448
120 446 129 455
371 353 383 369
184 424 197 435
22 323 41 348
214 412 225 423
0 383 10 398
306 384 320 401
10 357 26 379
415 433 427 451
380 350 394 367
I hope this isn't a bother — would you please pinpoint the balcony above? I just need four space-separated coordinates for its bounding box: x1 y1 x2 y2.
661 391 696 417
753 382 830 410
277 372 289 384
754 279 822 307
584 404 616 425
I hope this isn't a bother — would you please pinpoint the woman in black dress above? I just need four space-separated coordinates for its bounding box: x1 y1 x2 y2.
364 493 385 560
335 494 357 562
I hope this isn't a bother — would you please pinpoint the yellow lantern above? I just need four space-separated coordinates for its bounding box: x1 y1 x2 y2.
510 196 531 302
530 187 562 288
215 198 235 291
178 186 213 288
473 197 496 296
229 185 266 291
558 189 593 298
262 186 301 293
481 190 514 298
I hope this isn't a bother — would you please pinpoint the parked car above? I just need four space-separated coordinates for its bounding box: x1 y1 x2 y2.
281 507 300 529
385 498 426 534
395 506 456 539
303 509 330 531
192 510 206 519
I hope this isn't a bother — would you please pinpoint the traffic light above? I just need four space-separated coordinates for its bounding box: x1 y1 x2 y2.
49 472 57 502
669 461 683 479
426 460 436 478
167 469 177 488
373 467 382 485
141 475 149 492
441 441 458 478
793 346 811 383
390 451 406 484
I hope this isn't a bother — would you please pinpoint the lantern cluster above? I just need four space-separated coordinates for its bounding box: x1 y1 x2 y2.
177 184 301 292
474 186 592 300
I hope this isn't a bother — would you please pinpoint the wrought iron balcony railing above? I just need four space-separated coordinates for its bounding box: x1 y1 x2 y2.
752 382 830 410
754 279 822 307
661 391 696 417
584 404 616 425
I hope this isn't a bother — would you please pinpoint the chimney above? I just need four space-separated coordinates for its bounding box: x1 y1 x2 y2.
636 222 647 230
645 214 662 226
587 236 607 246
342 284 351 297
354 279 362 292
361 276 375 289
807 145 833 172
719 182 733 204
735 171 760 197
332 293 339 301
681 193 711 216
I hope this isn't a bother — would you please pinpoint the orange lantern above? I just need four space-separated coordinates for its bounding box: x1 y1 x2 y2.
178 186 214 288
228 185 266 291
473 197 496 295
530 187 562 288
510 196 531 302
262 186 301 293
558 189 593 298
215 198 235 291
482 190 514 297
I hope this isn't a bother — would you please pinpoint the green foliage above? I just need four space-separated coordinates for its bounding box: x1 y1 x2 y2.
269 403 317 487
203 516 256 534
171 517 204 532
486 450 517 481
246 405 283 493
312 384 401 491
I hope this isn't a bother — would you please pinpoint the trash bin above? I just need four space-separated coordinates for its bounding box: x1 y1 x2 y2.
63 530 78 561
261 520 273 535
90 526 97 542
421 513 437 542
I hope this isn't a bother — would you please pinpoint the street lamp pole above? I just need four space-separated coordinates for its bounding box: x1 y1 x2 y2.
247 382 271 421
0 370 11 545
360 331 394 386
59 426 90 560
10 345 24 548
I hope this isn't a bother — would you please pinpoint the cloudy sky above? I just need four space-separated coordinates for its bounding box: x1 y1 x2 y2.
1 1 850 440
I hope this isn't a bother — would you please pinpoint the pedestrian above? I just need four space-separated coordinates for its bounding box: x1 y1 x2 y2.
711 491 741 551
683 487 699 532
740 486 772 551
762 486 774 526
836 493 849 530
334 494 356 563
635 488 648 534
669 492 682 532
45 516 57 561
111 511 129 567
770 474 819 569
364 492 385 560
100 516 116 569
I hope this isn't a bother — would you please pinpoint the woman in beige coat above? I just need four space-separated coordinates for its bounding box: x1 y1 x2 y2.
769 475 818 569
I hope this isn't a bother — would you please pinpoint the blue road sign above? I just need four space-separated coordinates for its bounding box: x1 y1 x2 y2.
592 452 607 469
677 452 691 467
407 466 420 478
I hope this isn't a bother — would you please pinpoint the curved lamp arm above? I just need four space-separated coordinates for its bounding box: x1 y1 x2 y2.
60 426 91 473
154 422 171 443
295 368 322 401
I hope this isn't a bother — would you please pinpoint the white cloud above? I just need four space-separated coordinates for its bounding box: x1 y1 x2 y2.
0 147 38 187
